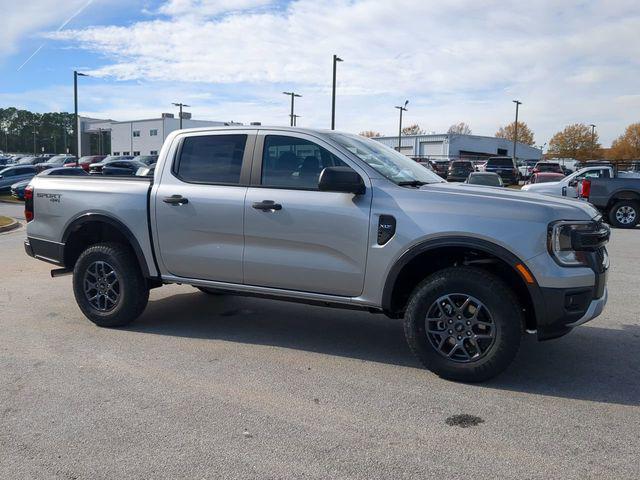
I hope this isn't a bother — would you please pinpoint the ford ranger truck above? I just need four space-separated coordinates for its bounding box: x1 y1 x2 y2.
24 127 610 382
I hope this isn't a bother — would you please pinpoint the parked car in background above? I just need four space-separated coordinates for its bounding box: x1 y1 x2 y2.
102 160 147 176
65 155 106 172
0 165 37 191
133 155 158 166
17 156 49 166
532 162 563 174
484 157 519 185
465 171 504 187
446 160 475 182
136 163 156 177
38 154 77 171
11 167 88 200
518 159 538 180
88 155 135 174
528 172 565 184
429 159 450 178
0 156 12 166
579 175 640 228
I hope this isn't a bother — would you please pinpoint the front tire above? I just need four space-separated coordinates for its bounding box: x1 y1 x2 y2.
72 242 149 327
608 200 639 229
403 266 523 382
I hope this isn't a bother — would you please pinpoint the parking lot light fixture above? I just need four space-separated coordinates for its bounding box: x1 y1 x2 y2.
590 124 597 158
395 100 409 152
331 55 343 130
283 92 302 127
512 100 522 164
172 102 191 130
74 70 88 163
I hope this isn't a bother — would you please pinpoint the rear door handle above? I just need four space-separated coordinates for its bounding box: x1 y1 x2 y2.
252 200 282 211
163 195 189 205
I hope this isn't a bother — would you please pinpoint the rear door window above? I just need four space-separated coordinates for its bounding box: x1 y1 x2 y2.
175 134 247 184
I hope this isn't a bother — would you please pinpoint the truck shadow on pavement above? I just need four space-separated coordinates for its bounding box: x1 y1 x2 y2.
129 291 640 407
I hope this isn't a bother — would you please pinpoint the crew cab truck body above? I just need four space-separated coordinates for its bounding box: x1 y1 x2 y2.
24 127 610 382
521 165 640 199
579 175 640 228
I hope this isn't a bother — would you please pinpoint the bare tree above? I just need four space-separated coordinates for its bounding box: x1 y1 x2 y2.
447 122 472 135
401 124 425 136
359 130 381 138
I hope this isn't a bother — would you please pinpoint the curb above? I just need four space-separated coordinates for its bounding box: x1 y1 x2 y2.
0 198 23 204
0 218 20 233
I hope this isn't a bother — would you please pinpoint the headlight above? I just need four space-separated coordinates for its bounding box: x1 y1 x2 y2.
547 221 594 266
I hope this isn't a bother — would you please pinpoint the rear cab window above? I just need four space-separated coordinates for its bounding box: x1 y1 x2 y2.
174 134 248 184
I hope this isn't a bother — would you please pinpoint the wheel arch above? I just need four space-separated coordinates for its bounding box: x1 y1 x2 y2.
382 237 540 330
607 190 640 208
62 213 151 278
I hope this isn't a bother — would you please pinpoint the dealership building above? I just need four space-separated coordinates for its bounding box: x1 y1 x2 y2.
78 114 239 157
373 133 542 161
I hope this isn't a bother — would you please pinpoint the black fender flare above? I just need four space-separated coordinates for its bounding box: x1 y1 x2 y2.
62 213 151 278
381 236 541 314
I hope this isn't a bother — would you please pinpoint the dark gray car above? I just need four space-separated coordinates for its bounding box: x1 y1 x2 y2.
0 165 37 191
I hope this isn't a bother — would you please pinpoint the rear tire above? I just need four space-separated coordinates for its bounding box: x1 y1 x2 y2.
403 266 523 382
72 242 149 327
608 200 639 229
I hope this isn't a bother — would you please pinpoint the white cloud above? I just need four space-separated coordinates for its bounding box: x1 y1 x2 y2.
17 0 640 144
159 0 273 17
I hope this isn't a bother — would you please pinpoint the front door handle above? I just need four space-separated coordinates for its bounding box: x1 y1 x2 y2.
252 200 282 211
163 195 189 205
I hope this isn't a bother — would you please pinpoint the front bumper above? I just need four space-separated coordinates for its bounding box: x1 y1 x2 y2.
533 247 608 340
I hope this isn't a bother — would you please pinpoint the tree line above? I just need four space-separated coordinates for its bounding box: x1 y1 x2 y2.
359 121 640 161
0 107 76 155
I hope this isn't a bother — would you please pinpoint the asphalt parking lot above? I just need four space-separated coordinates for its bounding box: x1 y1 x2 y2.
1 202 639 479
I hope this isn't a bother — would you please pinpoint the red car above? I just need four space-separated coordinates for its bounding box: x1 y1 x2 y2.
64 155 106 172
528 172 565 184
532 161 563 174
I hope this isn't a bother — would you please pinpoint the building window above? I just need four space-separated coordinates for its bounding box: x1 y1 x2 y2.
497 148 508 155
133 151 140 156
123 151 130 155
113 152 120 155
133 130 140 137
150 129 158 136
150 150 158 155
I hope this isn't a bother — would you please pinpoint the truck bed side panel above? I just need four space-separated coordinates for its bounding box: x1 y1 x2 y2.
27 176 157 277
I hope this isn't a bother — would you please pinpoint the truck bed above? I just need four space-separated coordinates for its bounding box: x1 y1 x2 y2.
27 175 157 276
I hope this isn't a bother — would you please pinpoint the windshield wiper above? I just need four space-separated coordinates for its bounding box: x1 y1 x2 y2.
397 180 427 187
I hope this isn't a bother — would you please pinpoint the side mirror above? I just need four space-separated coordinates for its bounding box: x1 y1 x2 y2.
568 179 578 187
318 166 365 194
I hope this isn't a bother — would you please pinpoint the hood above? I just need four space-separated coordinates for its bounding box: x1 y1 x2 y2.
418 182 599 221
521 181 562 191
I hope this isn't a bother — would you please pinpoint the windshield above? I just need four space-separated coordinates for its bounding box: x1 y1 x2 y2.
329 133 444 185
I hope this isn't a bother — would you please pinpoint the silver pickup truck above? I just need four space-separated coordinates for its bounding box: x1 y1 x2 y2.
24 126 610 382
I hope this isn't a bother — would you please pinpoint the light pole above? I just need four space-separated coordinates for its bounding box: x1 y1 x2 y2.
395 100 409 152
292 114 301 127
589 124 596 158
32 126 38 155
172 102 191 129
331 54 343 130
512 100 522 164
283 92 302 127
51 135 57 154
74 70 88 161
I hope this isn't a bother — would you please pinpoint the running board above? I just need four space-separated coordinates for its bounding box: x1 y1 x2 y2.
50 268 72 278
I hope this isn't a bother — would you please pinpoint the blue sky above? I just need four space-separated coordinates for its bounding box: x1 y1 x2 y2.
1 0 639 146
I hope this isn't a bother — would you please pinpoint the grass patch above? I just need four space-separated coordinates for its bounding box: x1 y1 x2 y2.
0 216 15 227
0 194 22 203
